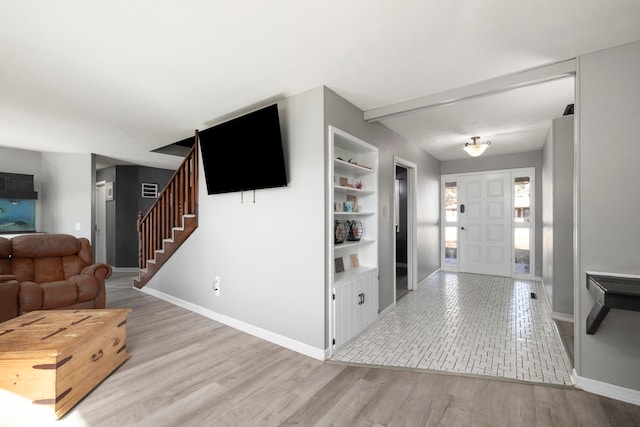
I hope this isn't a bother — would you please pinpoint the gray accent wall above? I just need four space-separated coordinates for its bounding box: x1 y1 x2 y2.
576 40 640 390
323 87 441 314
542 115 574 315
442 151 543 278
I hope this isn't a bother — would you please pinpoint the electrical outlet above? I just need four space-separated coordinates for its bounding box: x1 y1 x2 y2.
213 276 220 296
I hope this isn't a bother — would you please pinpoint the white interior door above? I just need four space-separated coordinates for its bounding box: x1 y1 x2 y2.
95 182 107 264
459 172 512 276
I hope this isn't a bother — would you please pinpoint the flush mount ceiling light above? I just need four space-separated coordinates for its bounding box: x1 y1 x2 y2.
463 136 491 157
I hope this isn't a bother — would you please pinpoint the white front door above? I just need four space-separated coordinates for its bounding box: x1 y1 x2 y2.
458 172 512 277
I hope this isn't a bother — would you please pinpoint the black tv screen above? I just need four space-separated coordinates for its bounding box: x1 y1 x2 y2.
199 104 287 195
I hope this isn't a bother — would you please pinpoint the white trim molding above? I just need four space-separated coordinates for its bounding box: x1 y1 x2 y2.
378 302 396 319
394 156 418 292
418 268 441 286
112 267 140 273
551 312 574 323
365 59 577 122
572 369 640 406
138 287 326 361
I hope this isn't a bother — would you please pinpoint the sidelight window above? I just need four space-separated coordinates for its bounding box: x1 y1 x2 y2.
444 182 458 267
514 176 532 274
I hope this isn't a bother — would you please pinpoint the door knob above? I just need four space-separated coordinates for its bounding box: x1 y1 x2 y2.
461 227 466 230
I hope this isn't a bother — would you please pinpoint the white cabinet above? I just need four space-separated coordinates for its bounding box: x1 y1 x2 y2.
328 126 379 352
333 269 378 348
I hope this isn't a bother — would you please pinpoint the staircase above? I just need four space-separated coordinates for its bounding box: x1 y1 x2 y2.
134 133 199 289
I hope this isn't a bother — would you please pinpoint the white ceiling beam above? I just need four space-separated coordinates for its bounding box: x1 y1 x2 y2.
364 59 577 122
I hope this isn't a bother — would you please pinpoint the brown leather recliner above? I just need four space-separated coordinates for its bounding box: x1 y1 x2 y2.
0 234 112 323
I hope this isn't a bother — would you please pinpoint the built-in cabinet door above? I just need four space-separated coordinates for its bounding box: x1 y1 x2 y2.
333 281 356 348
333 269 378 349
361 270 378 327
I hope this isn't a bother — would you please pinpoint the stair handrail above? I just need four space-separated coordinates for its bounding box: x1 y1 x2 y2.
137 131 199 270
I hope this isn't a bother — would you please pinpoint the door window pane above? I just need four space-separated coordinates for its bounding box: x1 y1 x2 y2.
445 226 458 266
445 182 458 222
514 228 530 274
514 177 530 222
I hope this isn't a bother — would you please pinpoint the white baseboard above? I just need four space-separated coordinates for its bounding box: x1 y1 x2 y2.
572 369 640 406
378 302 396 319
552 312 574 323
138 287 326 361
419 268 441 286
324 347 332 360
112 267 139 273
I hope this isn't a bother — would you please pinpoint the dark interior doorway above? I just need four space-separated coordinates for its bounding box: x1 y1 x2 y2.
396 165 409 300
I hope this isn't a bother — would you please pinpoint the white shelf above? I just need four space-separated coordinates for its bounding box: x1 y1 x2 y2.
334 266 377 285
334 158 375 176
334 239 375 250
334 211 375 217
333 185 375 195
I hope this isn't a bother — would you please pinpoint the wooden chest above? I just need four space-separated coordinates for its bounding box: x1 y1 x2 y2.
0 309 131 419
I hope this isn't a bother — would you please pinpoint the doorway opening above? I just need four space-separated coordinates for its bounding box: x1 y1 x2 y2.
395 165 409 300
394 157 417 302
95 181 107 264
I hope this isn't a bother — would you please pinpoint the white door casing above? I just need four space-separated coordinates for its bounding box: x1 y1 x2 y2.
393 156 417 295
95 181 107 264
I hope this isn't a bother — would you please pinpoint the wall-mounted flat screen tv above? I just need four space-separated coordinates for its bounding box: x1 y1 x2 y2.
199 104 287 195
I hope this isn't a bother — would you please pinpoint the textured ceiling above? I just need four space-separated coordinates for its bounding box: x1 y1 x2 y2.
0 1 639 168
381 76 576 161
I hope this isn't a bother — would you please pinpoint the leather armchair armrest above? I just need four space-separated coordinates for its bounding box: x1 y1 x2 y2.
0 280 20 323
79 264 111 309
19 282 43 314
81 263 113 281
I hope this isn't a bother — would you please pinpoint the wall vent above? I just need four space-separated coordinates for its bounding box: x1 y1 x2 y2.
141 183 158 198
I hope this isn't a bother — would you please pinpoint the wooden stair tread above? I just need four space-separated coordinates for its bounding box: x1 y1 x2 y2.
136 140 199 289
134 215 198 289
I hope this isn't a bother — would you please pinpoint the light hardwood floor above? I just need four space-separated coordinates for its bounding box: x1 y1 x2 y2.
14 282 639 426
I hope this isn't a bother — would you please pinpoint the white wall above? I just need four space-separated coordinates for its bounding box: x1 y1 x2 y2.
144 87 327 354
542 115 574 315
0 146 43 232
40 152 93 238
542 127 554 304
576 40 640 392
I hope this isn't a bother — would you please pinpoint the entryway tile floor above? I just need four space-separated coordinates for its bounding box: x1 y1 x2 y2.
331 271 573 386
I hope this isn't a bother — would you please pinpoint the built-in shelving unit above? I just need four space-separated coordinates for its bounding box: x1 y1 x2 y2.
328 126 379 354
333 185 375 195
